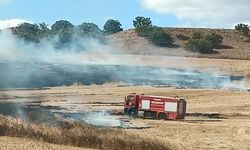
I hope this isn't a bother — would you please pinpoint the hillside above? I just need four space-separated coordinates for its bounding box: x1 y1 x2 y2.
107 28 250 60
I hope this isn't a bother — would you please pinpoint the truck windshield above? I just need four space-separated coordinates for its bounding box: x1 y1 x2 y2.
126 96 133 101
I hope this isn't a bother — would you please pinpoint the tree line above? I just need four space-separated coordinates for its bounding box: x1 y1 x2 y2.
10 19 123 48
4 16 249 53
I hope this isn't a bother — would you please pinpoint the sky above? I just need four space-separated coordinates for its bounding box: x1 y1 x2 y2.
0 0 249 30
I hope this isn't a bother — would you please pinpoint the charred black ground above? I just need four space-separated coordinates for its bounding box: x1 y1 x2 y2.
0 62 244 89
0 102 148 128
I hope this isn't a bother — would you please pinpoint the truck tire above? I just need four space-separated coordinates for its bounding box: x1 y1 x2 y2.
133 110 138 117
158 113 167 120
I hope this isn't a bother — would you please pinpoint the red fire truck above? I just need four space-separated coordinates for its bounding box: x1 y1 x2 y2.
124 93 187 120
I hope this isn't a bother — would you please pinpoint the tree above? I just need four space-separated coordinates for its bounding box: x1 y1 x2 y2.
51 20 75 44
51 20 74 33
235 23 249 36
77 23 101 36
11 23 40 42
133 17 174 47
103 19 123 35
133 16 153 37
76 22 105 42
38 23 50 40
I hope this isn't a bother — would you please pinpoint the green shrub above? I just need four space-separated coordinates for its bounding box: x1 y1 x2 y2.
235 23 249 36
185 32 223 53
136 26 154 37
192 32 203 39
150 30 173 47
204 33 223 48
186 38 213 53
176 34 190 41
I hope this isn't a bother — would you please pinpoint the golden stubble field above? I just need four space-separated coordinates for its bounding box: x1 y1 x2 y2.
1 84 250 150
0 55 250 149
0 136 93 150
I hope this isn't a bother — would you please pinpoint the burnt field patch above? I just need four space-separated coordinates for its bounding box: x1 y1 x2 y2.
0 102 149 129
0 62 245 90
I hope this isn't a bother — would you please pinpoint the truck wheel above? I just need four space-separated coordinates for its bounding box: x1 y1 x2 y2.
158 113 167 120
133 110 138 118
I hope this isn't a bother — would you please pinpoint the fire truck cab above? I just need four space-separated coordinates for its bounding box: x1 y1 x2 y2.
124 93 186 120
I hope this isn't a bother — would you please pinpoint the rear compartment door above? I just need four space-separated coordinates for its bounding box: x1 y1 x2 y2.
164 102 177 112
177 100 187 119
141 100 150 110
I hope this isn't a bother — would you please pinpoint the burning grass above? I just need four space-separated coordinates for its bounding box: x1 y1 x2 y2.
0 115 171 150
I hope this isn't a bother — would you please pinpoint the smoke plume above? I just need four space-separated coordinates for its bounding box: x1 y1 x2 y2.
0 29 248 90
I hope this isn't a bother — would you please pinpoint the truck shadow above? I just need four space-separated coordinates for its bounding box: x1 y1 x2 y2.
183 119 223 123
186 112 226 119
181 112 226 123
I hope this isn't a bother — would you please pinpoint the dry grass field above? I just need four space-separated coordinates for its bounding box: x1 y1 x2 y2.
0 136 92 150
0 83 250 150
0 114 170 150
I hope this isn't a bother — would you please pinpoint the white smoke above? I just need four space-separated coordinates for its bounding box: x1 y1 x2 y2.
0 29 132 65
0 0 11 6
0 29 248 91
0 19 32 30
83 111 122 127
